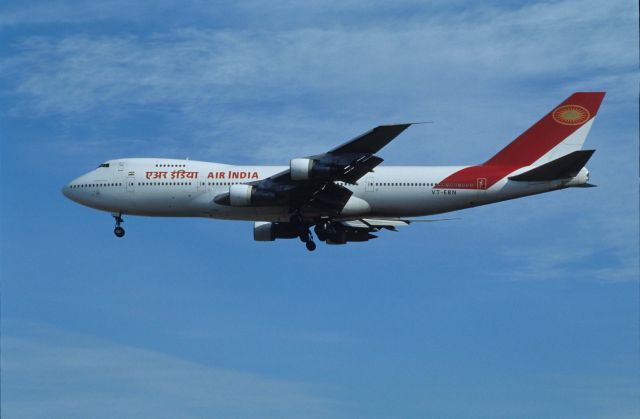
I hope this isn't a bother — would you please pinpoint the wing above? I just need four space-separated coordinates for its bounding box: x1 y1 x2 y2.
214 123 413 215
328 123 413 155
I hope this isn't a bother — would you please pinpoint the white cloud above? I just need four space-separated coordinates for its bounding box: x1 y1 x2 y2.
498 232 638 283
2 0 635 126
1 325 337 419
1 0 635 170
1 0 636 281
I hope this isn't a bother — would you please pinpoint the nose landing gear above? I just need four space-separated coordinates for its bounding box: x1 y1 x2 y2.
113 213 125 238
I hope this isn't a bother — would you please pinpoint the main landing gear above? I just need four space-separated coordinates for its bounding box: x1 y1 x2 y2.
305 240 317 252
290 213 316 252
113 213 125 238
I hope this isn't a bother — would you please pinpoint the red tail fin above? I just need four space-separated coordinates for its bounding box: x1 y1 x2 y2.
484 92 605 167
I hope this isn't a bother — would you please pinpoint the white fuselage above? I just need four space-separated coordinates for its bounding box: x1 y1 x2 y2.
62 158 588 221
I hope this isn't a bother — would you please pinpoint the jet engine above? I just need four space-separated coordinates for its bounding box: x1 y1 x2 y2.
290 158 340 181
253 222 299 241
229 184 253 206
215 185 277 206
290 158 314 181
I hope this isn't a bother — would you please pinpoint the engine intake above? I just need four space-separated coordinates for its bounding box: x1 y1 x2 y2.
290 158 314 181
229 184 253 206
290 158 340 181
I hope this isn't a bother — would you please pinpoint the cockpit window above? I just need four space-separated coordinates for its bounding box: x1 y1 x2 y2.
98 163 110 168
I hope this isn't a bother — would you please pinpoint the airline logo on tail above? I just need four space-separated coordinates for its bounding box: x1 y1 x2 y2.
552 105 590 125
434 92 605 190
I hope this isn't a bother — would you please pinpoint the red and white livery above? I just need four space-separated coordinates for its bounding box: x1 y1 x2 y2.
63 92 605 251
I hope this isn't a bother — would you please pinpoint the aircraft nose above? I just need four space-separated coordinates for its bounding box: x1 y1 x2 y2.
62 177 82 201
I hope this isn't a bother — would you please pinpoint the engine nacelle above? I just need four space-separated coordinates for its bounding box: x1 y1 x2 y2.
290 158 315 181
254 222 299 241
229 184 253 206
290 158 341 181
215 185 278 206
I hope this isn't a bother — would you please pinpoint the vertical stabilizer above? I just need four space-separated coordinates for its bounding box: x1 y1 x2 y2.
484 92 605 167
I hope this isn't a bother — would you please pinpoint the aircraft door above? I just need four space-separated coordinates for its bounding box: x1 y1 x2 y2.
365 177 376 192
127 175 136 192
476 177 487 201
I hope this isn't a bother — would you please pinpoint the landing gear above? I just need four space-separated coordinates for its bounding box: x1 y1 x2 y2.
314 220 336 242
290 212 316 251
113 213 125 238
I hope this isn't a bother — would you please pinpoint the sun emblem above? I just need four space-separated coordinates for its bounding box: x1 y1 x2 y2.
552 105 590 125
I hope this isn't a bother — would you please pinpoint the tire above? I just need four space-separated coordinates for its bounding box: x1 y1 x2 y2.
114 227 125 238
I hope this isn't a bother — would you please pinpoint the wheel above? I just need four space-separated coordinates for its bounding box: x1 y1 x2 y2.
305 241 316 251
114 226 125 238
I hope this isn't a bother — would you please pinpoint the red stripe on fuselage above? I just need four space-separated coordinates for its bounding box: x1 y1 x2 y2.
435 92 605 190
434 165 518 190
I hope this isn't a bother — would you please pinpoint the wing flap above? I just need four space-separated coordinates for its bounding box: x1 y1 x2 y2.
306 182 353 214
341 155 384 183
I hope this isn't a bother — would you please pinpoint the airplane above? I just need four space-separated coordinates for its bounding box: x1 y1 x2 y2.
62 92 605 251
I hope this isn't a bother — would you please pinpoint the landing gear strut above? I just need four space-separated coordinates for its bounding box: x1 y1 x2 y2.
290 213 316 251
113 213 125 238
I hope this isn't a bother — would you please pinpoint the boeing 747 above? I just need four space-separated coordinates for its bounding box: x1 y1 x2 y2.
62 92 605 251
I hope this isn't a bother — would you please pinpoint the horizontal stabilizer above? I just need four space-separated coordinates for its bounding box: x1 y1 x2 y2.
509 150 595 182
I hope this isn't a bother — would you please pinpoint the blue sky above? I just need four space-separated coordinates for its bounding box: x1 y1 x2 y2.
1 1 638 418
